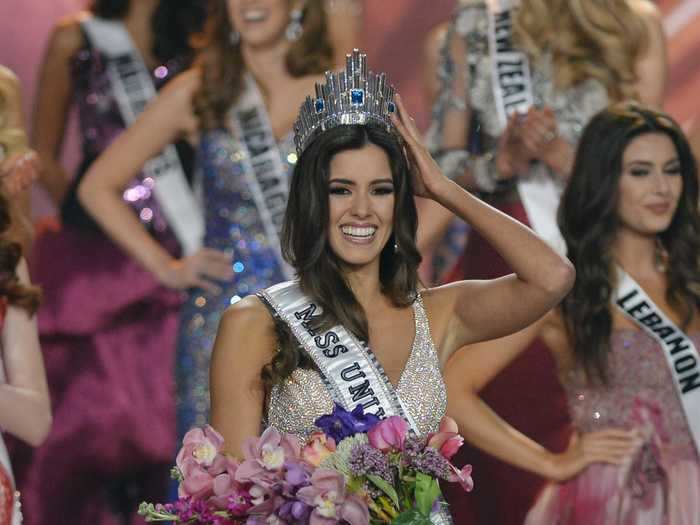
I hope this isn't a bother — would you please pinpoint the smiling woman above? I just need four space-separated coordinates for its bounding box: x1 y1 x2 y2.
207 50 583 524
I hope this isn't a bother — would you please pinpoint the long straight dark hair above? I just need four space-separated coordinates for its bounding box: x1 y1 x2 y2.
90 0 207 64
558 102 700 384
261 124 421 387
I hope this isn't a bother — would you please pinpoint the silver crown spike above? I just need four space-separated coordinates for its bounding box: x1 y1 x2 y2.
292 49 398 154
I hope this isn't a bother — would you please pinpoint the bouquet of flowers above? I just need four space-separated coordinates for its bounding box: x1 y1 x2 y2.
139 404 473 524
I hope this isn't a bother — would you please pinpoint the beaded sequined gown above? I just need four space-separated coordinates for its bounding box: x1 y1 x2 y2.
526 330 700 525
11 22 192 525
434 3 608 523
175 129 293 441
265 294 448 442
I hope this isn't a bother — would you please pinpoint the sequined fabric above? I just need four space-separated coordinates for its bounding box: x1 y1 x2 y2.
175 129 296 439
266 294 447 442
427 2 608 192
60 35 191 236
526 331 700 524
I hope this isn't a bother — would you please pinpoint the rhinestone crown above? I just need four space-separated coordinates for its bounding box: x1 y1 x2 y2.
293 49 397 155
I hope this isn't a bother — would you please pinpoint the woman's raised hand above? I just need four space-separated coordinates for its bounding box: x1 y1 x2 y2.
549 428 642 482
157 248 234 293
391 95 451 200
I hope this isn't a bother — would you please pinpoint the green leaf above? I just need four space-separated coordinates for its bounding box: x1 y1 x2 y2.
391 509 432 525
414 472 441 517
367 474 400 509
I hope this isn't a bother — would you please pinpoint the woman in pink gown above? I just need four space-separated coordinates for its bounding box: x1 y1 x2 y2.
446 103 700 524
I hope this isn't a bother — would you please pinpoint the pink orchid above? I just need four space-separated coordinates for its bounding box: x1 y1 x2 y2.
297 469 369 525
426 416 464 460
178 457 215 499
367 416 409 452
302 432 337 467
243 427 301 470
176 425 225 471
236 428 301 489
449 463 474 492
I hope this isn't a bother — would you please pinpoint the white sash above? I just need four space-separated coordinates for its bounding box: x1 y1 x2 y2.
485 0 565 254
82 17 204 255
614 267 700 455
229 76 294 279
261 281 452 525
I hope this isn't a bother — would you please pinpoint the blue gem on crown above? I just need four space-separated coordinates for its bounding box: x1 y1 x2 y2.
293 49 398 155
350 89 364 105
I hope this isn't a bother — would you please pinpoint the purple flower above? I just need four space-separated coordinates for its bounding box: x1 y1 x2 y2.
277 499 311 523
348 443 393 483
406 447 453 481
314 403 380 442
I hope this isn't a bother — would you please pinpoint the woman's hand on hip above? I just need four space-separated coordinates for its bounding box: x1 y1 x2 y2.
157 248 234 293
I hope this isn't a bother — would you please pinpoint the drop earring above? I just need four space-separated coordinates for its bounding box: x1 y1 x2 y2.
654 236 669 273
285 8 304 42
229 29 240 46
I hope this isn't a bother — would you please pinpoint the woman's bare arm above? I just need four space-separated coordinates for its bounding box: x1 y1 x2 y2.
78 69 232 291
0 259 51 446
209 296 277 457
393 96 575 354
32 16 84 206
446 314 639 481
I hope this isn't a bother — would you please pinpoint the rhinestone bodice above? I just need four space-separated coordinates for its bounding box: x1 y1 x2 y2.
564 330 700 461
265 294 448 441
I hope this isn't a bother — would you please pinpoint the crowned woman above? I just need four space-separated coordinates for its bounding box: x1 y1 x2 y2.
206 50 624 523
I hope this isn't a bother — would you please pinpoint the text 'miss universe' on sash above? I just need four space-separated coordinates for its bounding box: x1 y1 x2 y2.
260 281 453 525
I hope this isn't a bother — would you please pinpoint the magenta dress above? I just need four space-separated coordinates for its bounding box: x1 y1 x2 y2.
526 330 700 524
9 32 192 525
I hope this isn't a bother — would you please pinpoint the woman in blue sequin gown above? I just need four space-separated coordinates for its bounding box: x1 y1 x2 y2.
79 0 338 448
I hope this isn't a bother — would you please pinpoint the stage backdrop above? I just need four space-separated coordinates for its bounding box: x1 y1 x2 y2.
0 0 698 214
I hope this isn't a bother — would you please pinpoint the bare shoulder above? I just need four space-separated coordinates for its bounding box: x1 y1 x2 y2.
0 65 20 90
629 0 662 23
158 68 202 107
47 13 89 60
215 295 278 358
145 68 201 134
219 295 275 334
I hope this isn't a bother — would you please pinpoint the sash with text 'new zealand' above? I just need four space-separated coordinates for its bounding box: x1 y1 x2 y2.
82 17 204 255
614 266 700 455
229 75 294 279
261 280 452 525
486 0 565 253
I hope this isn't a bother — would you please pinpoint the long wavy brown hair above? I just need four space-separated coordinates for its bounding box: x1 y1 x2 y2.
0 190 41 315
558 103 700 384
193 0 334 129
261 125 421 388
514 0 649 101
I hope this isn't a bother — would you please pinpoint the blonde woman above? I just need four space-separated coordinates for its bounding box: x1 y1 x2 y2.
0 66 39 256
421 1 667 522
